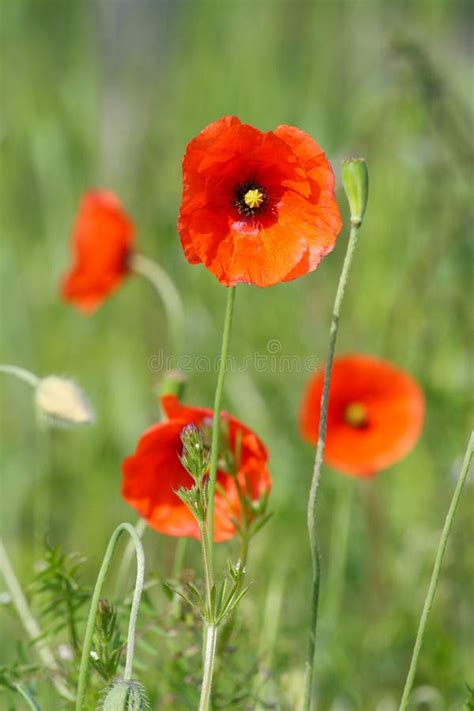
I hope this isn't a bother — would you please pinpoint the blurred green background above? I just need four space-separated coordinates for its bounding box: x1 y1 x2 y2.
1 0 473 709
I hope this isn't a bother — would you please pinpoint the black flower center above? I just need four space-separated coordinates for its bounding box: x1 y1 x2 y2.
234 180 268 217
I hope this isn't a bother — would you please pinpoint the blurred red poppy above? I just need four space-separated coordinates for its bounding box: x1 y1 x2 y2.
178 116 342 287
300 354 425 477
122 395 271 542
61 191 134 313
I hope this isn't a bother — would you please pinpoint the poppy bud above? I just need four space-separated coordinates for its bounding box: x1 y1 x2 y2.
158 369 187 401
179 424 209 483
35 376 94 427
98 598 114 616
176 483 205 521
101 680 150 711
341 157 369 227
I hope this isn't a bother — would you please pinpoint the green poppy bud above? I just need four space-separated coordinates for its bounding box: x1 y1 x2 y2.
100 680 150 711
341 158 369 227
35 375 94 427
159 369 187 401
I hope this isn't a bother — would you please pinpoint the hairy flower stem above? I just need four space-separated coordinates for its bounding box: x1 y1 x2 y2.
75 523 145 711
115 517 147 596
199 523 214 612
207 286 236 566
130 253 185 354
197 524 218 701
0 364 39 387
196 286 236 710
239 534 250 571
199 624 218 711
326 482 352 624
303 219 363 711
398 432 474 710
217 533 250 654
13 683 43 710
0 539 75 702
198 519 218 694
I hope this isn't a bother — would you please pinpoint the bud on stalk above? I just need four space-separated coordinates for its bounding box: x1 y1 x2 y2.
101 680 150 711
35 375 94 427
341 157 369 227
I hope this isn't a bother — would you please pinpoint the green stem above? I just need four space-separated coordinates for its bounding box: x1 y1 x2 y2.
239 534 249 571
198 516 218 669
207 286 236 563
130 252 185 354
326 481 352 623
398 431 474 710
199 522 214 613
303 219 362 711
172 538 188 579
304 545 321 708
196 286 236 709
198 624 218 711
216 532 249 656
12 684 43 711
75 523 145 710
0 364 39 387
0 539 75 702
115 517 147 596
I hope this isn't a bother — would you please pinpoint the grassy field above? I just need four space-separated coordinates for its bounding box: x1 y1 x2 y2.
1 1 473 709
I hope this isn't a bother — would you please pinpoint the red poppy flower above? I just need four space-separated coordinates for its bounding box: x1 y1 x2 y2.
300 354 425 477
61 191 135 313
122 395 271 542
178 116 342 287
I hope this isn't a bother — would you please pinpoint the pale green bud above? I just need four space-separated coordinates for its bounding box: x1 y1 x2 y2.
180 424 208 482
100 680 150 711
35 375 94 428
341 157 369 227
159 369 187 400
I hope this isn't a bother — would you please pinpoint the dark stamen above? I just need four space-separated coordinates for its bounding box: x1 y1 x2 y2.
234 180 268 217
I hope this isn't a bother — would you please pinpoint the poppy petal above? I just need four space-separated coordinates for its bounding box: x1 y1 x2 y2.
122 397 271 541
61 191 134 313
300 354 425 476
